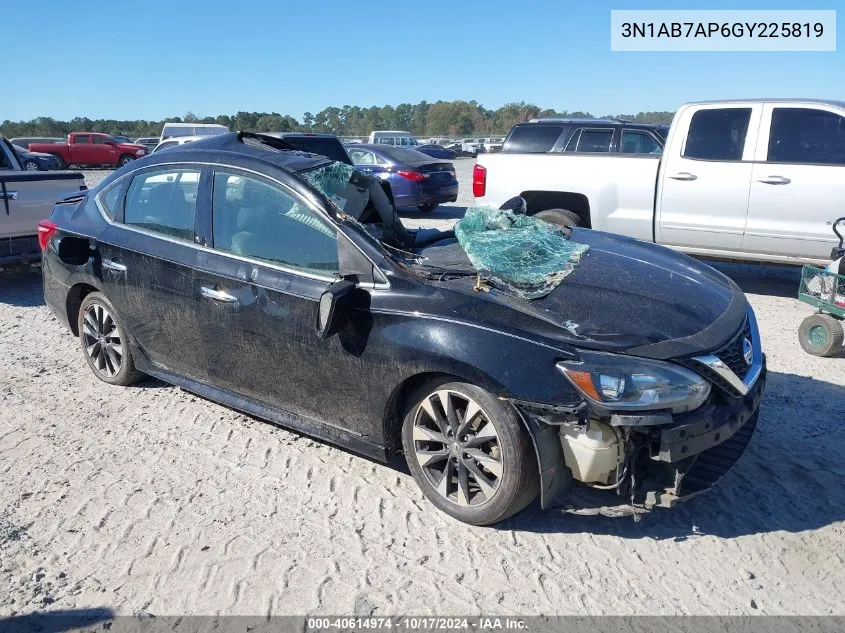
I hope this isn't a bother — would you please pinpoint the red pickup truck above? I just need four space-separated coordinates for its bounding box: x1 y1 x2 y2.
28 133 148 168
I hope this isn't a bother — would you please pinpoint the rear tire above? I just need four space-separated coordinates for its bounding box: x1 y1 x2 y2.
535 208 582 228
78 292 143 386
401 380 539 525
799 314 844 357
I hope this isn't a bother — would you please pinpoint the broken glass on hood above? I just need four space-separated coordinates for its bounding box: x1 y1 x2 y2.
454 207 589 299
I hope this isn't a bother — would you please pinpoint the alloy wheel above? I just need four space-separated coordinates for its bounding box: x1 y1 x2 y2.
412 389 503 507
25 162 39 172
82 303 124 377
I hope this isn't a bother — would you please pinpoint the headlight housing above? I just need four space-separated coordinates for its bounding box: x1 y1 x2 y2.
135 149 146 156
557 350 710 415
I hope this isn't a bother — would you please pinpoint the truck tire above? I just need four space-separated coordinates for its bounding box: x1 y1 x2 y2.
535 208 582 228
798 314 844 357
119 154 135 167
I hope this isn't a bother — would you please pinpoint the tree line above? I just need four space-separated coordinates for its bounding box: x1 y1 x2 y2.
1 100 675 139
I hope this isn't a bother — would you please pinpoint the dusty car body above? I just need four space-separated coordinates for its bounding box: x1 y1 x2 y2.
39 132 765 525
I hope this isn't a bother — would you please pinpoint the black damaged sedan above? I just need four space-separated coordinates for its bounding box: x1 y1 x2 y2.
39 132 765 525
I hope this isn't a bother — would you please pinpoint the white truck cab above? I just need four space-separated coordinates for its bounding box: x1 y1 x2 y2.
475 99 845 265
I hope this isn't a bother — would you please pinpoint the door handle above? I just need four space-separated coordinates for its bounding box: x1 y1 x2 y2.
200 286 238 303
102 258 127 272
756 175 791 185
668 172 697 181
0 190 19 200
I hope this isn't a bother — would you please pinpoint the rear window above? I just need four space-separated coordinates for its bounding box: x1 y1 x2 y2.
380 146 435 164
502 125 564 153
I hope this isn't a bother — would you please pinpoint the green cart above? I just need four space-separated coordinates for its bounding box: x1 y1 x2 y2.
797 217 845 357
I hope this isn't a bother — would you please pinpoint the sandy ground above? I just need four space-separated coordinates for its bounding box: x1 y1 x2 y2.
0 162 843 617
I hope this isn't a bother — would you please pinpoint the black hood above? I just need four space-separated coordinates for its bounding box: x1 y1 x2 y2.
433 228 749 360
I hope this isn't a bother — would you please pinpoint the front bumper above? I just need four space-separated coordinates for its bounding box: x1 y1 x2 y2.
637 360 767 508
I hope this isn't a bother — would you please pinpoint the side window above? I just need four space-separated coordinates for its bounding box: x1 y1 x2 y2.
154 141 178 152
684 108 751 161
97 181 125 220
211 170 338 275
620 130 663 154
502 126 563 153
123 169 200 241
349 149 375 165
574 129 613 153
563 129 582 152
768 108 845 165
93 135 109 144
73 135 90 144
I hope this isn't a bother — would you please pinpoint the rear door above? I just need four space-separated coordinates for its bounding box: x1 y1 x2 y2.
68 134 94 164
95 165 205 374
744 104 845 260
656 104 762 250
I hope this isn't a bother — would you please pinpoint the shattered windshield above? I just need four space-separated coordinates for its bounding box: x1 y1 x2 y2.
454 208 589 299
301 164 589 300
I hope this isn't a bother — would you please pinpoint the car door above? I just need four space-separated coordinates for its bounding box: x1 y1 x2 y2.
656 104 762 251
191 167 378 433
68 134 94 164
94 165 205 375
743 104 845 260
93 134 119 164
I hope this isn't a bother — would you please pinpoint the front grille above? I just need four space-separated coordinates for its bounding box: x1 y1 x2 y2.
715 319 752 381
677 316 755 397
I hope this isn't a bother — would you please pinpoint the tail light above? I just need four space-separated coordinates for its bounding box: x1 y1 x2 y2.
397 170 426 182
37 219 58 251
472 164 487 197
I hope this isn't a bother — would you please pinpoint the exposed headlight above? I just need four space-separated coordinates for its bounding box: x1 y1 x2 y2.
557 351 710 415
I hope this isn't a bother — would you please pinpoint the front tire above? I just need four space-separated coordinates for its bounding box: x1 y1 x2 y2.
535 208 582 228
78 292 143 386
418 203 438 213
401 380 538 525
119 154 135 167
799 314 844 357
23 160 40 172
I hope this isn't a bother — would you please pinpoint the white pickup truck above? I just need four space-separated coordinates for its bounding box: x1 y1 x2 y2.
1 136 86 269
474 99 845 265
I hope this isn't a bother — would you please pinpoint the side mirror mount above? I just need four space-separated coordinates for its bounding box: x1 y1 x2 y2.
499 196 527 215
316 279 356 339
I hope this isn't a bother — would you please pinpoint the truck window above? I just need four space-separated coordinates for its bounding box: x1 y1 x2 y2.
73 135 91 144
93 135 112 144
768 108 845 165
502 126 563 153
620 130 662 154
683 108 751 161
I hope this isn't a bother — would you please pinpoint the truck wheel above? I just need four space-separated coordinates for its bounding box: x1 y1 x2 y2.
23 160 41 171
401 380 539 525
799 314 844 357
535 208 582 228
119 154 135 167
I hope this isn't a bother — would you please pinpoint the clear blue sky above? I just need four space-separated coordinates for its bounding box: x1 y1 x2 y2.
4 0 842 121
